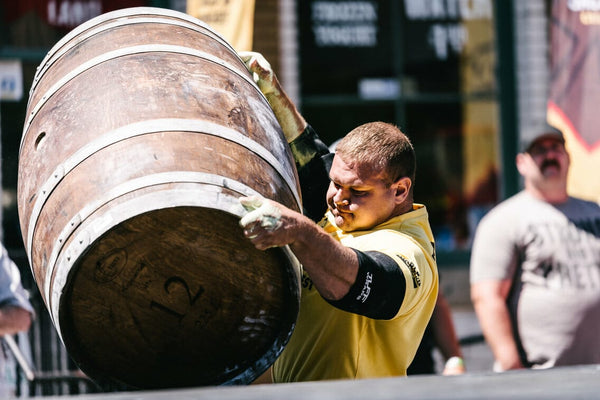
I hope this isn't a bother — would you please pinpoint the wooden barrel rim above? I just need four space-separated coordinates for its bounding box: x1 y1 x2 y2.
22 43 266 153
25 118 301 263
22 6 243 152
50 187 300 386
45 185 266 325
42 172 272 315
27 14 235 110
29 6 234 92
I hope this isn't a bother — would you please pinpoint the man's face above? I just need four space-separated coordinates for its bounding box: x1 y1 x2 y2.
326 155 400 232
520 138 570 185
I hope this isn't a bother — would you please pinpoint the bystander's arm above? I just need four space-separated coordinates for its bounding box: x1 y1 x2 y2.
471 279 524 371
0 305 31 336
430 290 465 375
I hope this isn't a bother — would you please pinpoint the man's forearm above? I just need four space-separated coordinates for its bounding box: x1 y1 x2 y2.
0 306 31 335
264 85 307 144
474 297 523 370
239 51 306 142
239 196 358 300
289 221 358 301
432 293 463 360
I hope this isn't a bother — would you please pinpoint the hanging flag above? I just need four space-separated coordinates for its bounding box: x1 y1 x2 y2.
187 0 256 51
548 0 600 202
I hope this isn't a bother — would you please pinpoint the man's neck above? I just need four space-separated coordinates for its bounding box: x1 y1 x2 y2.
525 184 569 205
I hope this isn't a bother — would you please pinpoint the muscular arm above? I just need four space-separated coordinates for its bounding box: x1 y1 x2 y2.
239 197 406 316
240 198 358 300
471 279 524 371
239 53 353 297
240 52 332 221
239 51 306 143
238 52 405 314
292 221 360 301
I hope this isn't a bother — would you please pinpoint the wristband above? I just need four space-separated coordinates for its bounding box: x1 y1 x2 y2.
445 356 465 370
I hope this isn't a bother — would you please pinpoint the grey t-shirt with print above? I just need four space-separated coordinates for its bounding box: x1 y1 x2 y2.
470 191 600 368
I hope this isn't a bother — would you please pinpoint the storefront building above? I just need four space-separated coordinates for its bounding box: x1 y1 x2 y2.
1 0 554 261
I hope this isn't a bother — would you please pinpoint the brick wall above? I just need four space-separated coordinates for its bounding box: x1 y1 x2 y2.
253 0 300 105
253 0 281 76
514 0 552 145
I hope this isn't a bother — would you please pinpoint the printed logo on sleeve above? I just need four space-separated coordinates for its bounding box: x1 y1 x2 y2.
398 255 421 288
301 274 314 290
356 272 373 303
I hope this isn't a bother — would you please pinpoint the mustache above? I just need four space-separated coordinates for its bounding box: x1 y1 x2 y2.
540 159 560 171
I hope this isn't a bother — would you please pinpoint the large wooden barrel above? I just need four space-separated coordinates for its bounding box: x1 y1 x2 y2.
17 7 302 390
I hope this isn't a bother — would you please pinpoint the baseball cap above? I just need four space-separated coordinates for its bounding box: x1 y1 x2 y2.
521 125 564 154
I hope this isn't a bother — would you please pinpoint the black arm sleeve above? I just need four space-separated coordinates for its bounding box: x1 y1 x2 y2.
289 125 333 222
325 249 406 320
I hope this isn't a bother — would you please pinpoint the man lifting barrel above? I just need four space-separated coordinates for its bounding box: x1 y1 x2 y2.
238 52 439 383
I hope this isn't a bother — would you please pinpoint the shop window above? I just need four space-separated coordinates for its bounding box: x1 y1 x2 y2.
298 0 500 254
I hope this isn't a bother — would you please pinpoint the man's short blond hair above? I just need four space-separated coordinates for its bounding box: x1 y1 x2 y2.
335 122 416 186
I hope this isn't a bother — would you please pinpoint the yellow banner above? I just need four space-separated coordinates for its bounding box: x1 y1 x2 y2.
187 0 256 51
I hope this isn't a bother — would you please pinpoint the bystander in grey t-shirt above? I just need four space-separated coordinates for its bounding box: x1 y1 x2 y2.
470 191 600 368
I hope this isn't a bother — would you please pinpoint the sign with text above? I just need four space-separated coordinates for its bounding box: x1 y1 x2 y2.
298 0 493 96
401 0 493 93
2 0 147 30
298 0 393 96
0 60 23 101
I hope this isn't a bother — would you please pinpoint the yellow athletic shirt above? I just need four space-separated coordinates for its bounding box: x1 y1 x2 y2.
272 204 439 382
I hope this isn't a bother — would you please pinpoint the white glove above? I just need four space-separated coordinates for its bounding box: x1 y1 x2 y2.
239 195 283 236
238 51 278 97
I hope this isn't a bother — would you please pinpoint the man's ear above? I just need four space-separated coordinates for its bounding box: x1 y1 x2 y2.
394 177 412 204
515 153 527 175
